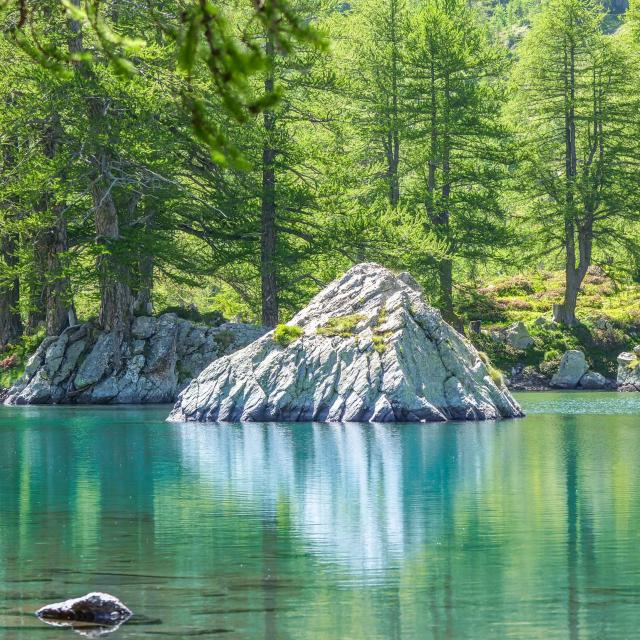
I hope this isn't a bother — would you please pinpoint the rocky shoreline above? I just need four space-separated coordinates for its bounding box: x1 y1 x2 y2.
3 314 265 405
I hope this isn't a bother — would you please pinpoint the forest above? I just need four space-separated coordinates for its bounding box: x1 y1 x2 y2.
2 0 640 378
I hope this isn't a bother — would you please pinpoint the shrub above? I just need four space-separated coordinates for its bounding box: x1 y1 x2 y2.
317 314 365 337
543 349 561 362
476 350 505 387
273 324 303 347
484 275 535 297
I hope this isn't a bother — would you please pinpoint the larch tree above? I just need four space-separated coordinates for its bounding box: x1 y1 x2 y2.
511 0 640 325
405 0 510 325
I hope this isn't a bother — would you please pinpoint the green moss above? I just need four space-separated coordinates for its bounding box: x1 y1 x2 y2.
627 357 640 370
543 349 562 362
273 324 303 347
317 314 365 338
476 350 505 388
487 364 505 388
372 331 393 354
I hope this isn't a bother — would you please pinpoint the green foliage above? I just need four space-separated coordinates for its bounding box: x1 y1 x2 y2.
372 331 393 354
3 0 640 363
273 324 303 346
0 329 44 389
317 314 366 338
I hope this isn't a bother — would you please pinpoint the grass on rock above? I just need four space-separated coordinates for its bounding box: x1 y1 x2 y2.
273 324 304 347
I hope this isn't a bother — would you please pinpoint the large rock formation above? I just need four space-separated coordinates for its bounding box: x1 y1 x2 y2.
169 264 523 423
4 314 265 405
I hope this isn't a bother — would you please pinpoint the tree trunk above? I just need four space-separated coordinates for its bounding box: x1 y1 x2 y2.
426 54 437 220
261 33 278 328
44 213 74 335
0 235 22 347
70 1 132 333
387 0 400 208
0 114 22 346
437 72 459 328
438 258 455 324
133 206 154 316
92 150 133 332
24 237 46 335
40 113 73 336
561 39 581 326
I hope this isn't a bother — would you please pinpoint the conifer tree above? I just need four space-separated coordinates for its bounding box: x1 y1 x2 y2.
511 0 640 324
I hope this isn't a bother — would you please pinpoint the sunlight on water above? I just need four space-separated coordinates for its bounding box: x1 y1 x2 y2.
1 395 639 638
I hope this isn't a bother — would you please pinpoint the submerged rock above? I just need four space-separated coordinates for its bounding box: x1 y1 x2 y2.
550 350 589 389
169 263 523 423
36 592 131 626
4 316 265 405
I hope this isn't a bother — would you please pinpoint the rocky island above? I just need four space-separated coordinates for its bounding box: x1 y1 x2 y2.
169 263 523 423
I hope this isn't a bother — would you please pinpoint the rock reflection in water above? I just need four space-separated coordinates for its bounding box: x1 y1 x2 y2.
174 421 497 574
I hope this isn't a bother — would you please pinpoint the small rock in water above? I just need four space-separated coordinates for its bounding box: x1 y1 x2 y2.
36 592 132 628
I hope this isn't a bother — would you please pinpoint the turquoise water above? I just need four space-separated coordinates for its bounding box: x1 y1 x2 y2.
1 392 640 638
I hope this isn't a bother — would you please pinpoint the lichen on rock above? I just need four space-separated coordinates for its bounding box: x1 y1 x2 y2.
169 263 523 423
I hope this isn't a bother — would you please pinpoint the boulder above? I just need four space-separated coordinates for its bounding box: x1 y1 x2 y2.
169 263 523 423
5 316 266 405
617 351 640 391
36 592 131 625
578 371 611 390
504 321 533 350
550 350 589 389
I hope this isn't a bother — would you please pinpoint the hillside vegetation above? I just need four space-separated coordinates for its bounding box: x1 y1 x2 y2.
462 268 638 377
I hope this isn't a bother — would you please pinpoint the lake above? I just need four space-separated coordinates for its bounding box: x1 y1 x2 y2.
1 392 640 639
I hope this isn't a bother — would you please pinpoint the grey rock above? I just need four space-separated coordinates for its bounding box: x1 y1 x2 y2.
5 315 266 405
169 263 523 423
90 376 119 402
36 591 131 626
617 351 640 390
578 370 610 390
52 340 87 385
550 350 589 389
504 321 533 350
74 333 116 389
534 316 548 326
132 315 157 339
507 366 550 391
